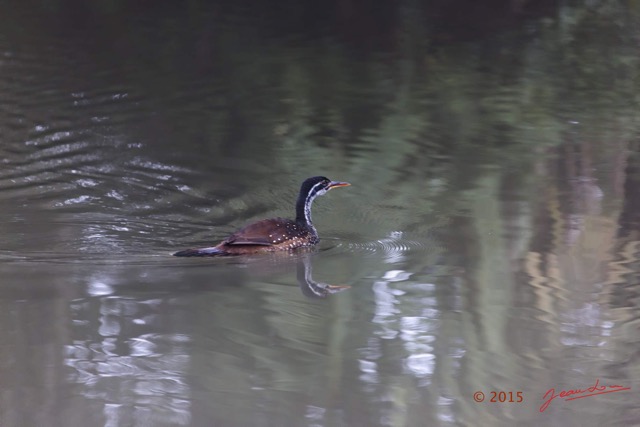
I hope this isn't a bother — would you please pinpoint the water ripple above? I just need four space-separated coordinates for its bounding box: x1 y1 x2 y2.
327 230 431 262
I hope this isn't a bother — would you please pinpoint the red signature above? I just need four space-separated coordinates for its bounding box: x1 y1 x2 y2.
540 379 630 412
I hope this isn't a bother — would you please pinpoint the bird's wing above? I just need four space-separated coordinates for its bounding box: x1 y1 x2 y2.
223 218 301 246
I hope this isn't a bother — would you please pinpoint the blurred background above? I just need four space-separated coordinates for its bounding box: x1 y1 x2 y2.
0 0 639 426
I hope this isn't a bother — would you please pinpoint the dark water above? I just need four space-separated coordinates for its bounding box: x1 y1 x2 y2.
1 2 639 426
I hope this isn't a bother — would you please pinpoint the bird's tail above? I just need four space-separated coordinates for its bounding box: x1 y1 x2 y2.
173 247 227 257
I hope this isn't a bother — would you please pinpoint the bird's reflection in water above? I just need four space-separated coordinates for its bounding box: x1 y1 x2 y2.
296 254 351 298
171 247 351 298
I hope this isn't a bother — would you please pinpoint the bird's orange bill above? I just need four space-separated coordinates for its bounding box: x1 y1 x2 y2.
328 181 350 189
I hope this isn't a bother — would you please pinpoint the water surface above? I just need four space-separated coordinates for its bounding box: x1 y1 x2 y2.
1 2 639 426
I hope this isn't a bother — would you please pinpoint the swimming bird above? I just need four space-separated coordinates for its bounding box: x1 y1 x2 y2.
173 176 350 256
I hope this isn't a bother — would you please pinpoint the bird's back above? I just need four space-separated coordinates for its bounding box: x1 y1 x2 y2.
222 217 316 248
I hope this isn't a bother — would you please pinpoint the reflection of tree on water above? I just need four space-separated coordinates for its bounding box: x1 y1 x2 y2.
59 253 349 427
65 284 193 427
296 254 350 299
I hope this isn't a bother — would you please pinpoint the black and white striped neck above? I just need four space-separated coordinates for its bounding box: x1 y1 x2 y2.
295 179 327 234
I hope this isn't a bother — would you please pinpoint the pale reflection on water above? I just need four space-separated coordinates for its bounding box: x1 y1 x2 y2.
66 294 193 426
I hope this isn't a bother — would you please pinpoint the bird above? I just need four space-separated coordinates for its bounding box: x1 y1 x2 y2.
173 176 350 256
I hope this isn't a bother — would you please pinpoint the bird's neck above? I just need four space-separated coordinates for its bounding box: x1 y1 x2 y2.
295 191 317 236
